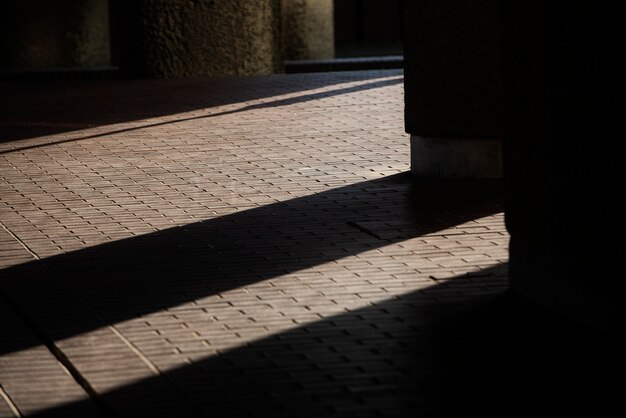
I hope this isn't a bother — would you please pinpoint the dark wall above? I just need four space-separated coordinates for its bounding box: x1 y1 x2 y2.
502 1 621 329
403 1 621 329
333 0 403 57
403 0 503 138
0 0 110 70
1 0 282 77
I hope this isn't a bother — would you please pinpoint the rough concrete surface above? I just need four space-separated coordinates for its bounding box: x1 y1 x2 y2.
119 0 283 77
282 0 334 60
0 0 110 70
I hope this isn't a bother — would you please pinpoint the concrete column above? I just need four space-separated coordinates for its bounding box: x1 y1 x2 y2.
403 1 503 179
503 2 622 331
282 0 334 60
116 0 283 78
0 0 110 70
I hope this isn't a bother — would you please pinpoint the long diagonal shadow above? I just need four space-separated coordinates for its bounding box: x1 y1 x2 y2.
19 263 508 418
0 71 401 145
0 174 502 358
23 261 624 417
0 77 402 156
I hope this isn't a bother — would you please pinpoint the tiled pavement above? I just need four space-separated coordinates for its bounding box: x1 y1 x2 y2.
0 70 616 417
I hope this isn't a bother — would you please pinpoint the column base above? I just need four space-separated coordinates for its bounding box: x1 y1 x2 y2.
410 136 503 179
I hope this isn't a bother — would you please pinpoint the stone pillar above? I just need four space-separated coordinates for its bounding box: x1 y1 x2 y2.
0 0 110 70
403 1 503 179
282 0 334 60
503 1 621 331
116 0 283 78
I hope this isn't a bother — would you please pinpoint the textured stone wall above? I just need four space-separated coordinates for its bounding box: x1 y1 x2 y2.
0 0 110 69
282 0 334 60
118 0 283 78
1 0 292 77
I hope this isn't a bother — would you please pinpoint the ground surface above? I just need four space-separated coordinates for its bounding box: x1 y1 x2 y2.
0 70 616 417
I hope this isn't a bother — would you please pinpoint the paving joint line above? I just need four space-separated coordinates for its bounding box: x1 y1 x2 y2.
0 220 40 261
0 384 21 417
0 289 115 418
0 220 207 418
0 220 115 416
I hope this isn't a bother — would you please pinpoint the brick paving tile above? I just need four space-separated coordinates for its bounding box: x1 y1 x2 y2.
11 70 615 417
0 273 105 417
